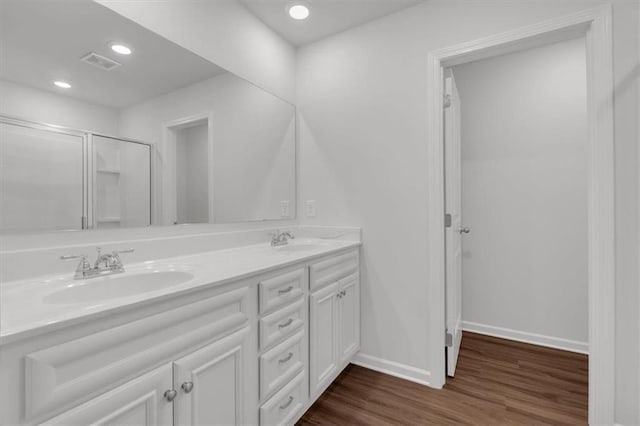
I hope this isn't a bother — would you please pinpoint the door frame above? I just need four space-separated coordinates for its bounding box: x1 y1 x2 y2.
425 5 615 424
163 112 215 225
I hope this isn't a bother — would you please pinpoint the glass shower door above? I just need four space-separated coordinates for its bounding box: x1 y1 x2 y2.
0 121 85 231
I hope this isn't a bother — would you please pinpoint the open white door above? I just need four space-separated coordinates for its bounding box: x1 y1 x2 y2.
444 69 466 377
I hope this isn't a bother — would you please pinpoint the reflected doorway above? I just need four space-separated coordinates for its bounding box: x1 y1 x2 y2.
175 122 209 224
164 113 213 225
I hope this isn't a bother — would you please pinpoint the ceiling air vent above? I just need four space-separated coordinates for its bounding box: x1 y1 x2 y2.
80 52 121 71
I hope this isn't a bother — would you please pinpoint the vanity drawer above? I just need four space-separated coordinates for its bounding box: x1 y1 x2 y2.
259 268 305 314
260 370 305 426
310 250 358 291
259 330 304 399
260 298 304 350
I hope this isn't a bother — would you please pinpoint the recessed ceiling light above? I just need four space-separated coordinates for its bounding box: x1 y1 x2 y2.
54 81 71 89
111 43 132 55
288 4 309 20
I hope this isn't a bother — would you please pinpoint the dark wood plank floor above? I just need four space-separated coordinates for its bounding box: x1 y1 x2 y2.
298 332 588 425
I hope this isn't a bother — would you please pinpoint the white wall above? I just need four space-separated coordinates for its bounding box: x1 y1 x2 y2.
296 0 639 423
97 0 296 103
0 79 119 134
453 38 588 349
118 72 296 224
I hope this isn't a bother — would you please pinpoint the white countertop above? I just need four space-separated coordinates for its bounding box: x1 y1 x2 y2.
0 238 360 346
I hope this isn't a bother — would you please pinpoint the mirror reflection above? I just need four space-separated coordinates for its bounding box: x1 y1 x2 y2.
0 0 295 232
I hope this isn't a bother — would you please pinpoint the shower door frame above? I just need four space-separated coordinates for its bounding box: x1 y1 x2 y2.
89 133 153 229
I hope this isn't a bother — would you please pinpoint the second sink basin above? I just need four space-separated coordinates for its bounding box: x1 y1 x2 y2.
43 270 194 305
275 244 320 253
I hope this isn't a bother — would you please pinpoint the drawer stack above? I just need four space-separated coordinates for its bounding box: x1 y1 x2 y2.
257 268 308 426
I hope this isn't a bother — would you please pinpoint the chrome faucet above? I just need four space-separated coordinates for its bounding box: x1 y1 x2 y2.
61 247 135 280
270 230 294 246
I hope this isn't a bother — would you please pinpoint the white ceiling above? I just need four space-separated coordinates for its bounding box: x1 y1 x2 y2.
0 0 226 108
239 0 425 47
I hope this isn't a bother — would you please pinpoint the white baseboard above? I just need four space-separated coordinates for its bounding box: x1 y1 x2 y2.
351 352 432 387
462 321 588 354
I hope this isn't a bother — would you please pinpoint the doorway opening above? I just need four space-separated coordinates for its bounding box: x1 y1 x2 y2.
427 6 615 424
175 122 209 224
163 113 214 225
441 37 590 423
444 36 589 377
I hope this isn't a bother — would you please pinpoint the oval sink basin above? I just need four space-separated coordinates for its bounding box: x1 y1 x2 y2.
275 244 319 253
44 271 194 305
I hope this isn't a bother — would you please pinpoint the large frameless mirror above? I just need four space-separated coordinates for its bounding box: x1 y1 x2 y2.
0 0 296 233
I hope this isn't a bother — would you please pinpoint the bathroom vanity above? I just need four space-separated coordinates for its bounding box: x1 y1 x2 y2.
0 2 360 425
0 239 360 425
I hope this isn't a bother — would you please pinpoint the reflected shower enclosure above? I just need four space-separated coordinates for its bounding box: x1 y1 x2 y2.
0 118 152 232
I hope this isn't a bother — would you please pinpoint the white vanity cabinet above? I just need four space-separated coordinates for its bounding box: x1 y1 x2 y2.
1 283 256 426
0 245 360 426
42 326 252 426
309 251 360 399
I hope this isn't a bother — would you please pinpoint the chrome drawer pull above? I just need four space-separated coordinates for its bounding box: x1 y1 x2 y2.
164 389 177 402
279 352 294 364
279 396 294 410
181 381 194 393
278 318 294 329
278 285 294 294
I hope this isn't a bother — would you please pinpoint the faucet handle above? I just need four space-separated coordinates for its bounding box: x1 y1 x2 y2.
269 230 280 246
60 254 88 261
61 254 92 279
108 248 133 271
113 248 134 254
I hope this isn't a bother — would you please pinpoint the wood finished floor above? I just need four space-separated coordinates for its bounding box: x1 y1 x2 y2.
297 332 588 425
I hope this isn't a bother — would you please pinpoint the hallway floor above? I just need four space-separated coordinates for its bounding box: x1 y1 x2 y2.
298 332 588 425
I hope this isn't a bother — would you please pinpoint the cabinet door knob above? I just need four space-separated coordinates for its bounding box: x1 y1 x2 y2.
181 381 194 393
164 389 178 402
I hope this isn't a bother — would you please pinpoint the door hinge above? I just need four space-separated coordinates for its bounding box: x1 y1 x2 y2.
445 213 452 228
443 94 452 109
445 331 453 347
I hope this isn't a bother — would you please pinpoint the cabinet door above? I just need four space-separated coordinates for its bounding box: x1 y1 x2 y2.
339 275 360 364
43 364 173 426
309 282 339 397
173 327 250 426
